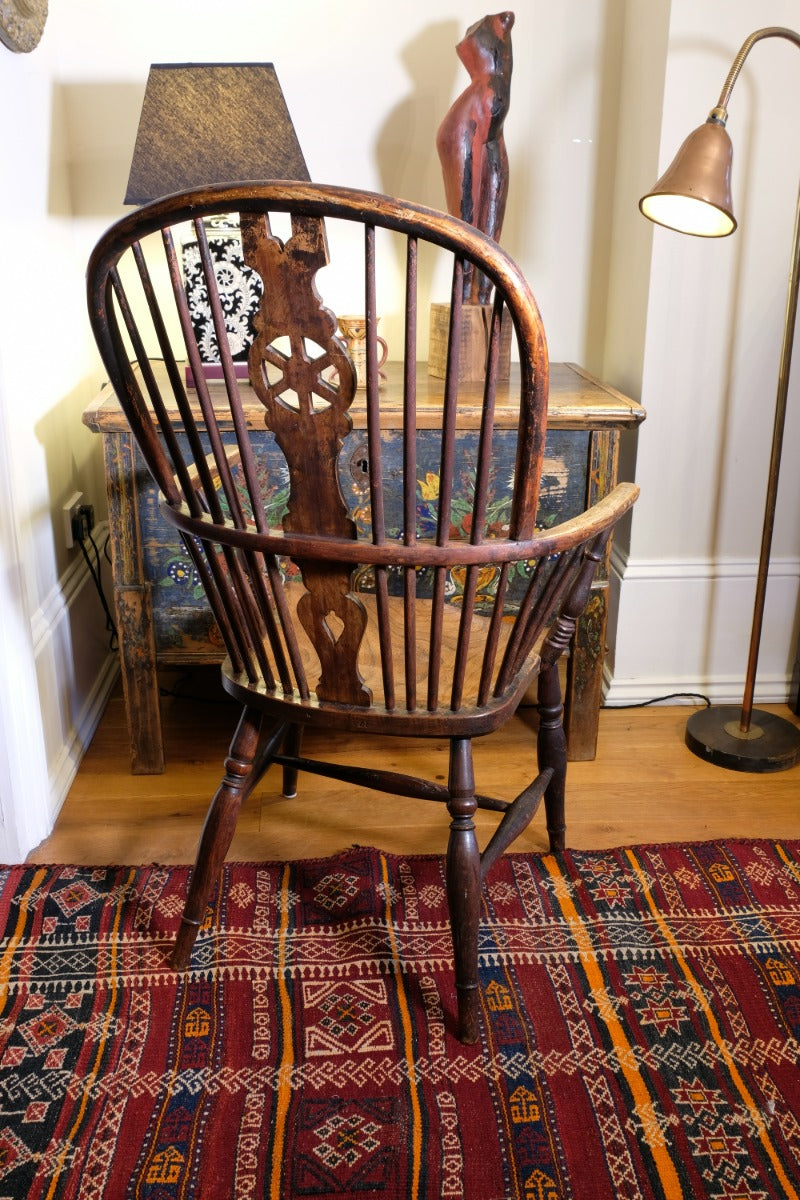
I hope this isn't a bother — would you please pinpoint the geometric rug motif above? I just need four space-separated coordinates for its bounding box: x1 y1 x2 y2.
1 840 800 1197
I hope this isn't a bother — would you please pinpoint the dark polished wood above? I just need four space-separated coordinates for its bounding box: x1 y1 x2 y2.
172 705 266 968
84 361 644 771
87 182 638 1041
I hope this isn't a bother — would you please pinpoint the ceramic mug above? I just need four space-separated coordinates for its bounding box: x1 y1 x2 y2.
336 315 388 389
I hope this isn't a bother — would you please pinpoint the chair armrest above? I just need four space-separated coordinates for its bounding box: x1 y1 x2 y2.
530 481 639 556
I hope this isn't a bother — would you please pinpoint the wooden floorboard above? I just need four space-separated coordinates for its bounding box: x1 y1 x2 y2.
27 669 800 865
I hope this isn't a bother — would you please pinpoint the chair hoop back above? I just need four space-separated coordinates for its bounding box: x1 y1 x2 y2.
88 182 636 735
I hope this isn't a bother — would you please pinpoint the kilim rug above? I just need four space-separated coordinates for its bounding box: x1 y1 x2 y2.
1 841 800 1199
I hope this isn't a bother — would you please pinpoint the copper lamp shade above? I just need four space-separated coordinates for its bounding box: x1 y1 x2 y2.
639 120 736 237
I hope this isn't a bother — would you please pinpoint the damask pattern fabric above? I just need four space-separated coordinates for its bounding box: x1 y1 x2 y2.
0 841 799 1198
182 228 262 363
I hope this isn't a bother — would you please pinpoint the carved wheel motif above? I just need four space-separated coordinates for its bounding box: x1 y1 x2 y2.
0 0 47 52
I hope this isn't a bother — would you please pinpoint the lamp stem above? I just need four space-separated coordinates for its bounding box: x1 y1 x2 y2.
739 175 800 732
714 27 800 117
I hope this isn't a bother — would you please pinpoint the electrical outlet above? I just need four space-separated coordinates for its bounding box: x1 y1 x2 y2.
62 491 84 550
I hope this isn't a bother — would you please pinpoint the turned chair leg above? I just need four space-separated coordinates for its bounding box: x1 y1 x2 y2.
537 661 568 853
536 537 610 853
172 705 263 969
281 724 303 798
446 737 482 1044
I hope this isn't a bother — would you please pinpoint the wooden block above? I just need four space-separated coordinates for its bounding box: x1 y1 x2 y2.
428 302 511 382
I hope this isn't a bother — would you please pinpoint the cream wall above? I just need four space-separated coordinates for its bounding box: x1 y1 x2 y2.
0 1 798 857
0 39 117 860
607 0 800 704
47 0 612 359
0 0 620 857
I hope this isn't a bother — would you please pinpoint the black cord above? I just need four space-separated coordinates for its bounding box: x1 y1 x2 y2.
605 692 711 710
78 531 118 652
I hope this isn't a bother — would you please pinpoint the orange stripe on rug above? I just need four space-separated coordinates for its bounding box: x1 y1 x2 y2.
776 840 800 885
269 862 295 1200
625 847 800 1200
543 853 685 1198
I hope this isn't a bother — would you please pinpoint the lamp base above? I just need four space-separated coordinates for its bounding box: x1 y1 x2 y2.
685 705 800 773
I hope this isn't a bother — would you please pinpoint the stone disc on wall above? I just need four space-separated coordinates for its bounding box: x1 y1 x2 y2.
0 0 48 53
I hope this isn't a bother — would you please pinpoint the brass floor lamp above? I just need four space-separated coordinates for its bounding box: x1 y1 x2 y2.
640 26 800 773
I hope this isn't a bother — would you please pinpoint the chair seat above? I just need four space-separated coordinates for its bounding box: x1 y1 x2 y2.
221 582 540 736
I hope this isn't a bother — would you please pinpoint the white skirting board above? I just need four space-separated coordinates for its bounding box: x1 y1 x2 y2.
605 545 800 707
29 523 119 832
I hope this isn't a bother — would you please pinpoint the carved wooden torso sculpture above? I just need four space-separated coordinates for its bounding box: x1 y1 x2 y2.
436 11 515 303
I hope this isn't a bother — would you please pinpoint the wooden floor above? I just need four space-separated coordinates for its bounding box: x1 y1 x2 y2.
28 669 800 866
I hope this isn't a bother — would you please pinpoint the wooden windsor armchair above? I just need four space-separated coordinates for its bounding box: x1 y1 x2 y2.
87 183 638 1043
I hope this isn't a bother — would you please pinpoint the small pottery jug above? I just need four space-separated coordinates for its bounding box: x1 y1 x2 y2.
336 315 388 389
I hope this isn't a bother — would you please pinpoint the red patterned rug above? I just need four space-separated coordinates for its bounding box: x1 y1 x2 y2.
2 841 800 1198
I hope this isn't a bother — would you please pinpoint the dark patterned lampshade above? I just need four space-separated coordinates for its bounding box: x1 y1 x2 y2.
124 63 309 205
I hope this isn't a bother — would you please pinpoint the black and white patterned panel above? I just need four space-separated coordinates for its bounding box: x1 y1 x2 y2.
182 221 263 364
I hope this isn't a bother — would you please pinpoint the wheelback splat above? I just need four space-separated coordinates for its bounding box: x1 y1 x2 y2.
241 211 368 705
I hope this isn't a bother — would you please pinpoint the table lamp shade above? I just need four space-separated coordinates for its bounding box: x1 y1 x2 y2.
124 63 309 205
